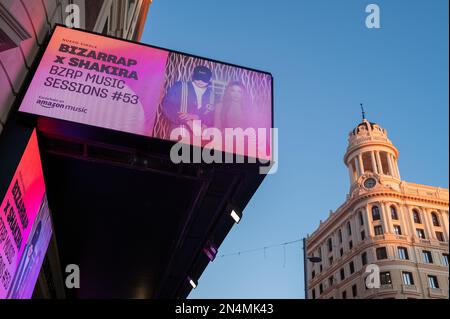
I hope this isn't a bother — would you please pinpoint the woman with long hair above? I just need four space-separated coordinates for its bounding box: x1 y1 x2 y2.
214 81 249 130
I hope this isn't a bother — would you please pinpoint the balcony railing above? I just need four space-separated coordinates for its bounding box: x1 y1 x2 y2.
428 288 445 298
402 284 418 294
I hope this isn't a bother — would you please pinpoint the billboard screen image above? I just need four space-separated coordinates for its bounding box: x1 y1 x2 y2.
0 129 52 299
18 26 272 160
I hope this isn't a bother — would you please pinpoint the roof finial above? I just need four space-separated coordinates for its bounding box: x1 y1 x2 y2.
360 103 366 120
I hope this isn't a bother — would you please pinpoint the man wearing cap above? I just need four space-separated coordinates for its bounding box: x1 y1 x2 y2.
161 66 215 134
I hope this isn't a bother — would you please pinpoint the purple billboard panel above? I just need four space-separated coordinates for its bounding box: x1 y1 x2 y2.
18 26 273 160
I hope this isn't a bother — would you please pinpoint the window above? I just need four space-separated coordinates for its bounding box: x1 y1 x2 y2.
372 206 381 221
402 272 414 285
340 248 344 257
319 283 323 294
320 264 323 272
342 290 347 299
340 268 345 281
358 211 364 226
376 247 388 260
352 284 358 297
361 252 368 266
391 206 398 220
422 251 433 264
311 270 316 279
442 254 449 266
374 225 384 236
416 228 426 239
338 229 343 243
361 230 366 241
349 241 353 250
436 232 444 242
328 276 334 287
362 152 374 173
311 288 316 299
398 247 409 260
412 210 421 224
394 225 402 235
431 212 440 227
349 261 355 274
329 256 334 266
380 272 392 285
347 222 352 236
327 238 333 252
427 275 439 289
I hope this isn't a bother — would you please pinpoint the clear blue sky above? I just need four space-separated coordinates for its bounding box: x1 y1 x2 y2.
141 0 449 298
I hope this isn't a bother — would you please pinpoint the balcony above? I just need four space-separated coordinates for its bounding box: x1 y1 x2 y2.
402 284 419 294
380 284 394 291
428 288 445 298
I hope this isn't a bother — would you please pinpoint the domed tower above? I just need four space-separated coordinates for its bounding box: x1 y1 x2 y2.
344 115 401 195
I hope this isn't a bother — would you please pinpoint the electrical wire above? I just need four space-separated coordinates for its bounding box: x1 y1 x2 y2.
218 239 303 258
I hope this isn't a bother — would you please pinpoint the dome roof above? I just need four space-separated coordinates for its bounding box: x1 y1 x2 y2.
351 120 378 135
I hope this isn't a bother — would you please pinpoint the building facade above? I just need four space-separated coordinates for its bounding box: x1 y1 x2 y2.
305 118 449 299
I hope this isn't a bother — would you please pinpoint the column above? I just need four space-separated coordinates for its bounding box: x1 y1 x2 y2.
387 153 395 177
422 208 435 240
403 205 417 238
440 210 449 240
393 156 401 179
381 202 393 234
355 157 362 177
358 154 364 175
398 203 409 237
365 205 374 237
375 151 383 175
371 151 378 174
348 165 355 184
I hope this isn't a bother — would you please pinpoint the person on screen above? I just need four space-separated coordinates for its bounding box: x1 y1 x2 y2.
214 81 248 130
8 221 42 299
161 66 215 134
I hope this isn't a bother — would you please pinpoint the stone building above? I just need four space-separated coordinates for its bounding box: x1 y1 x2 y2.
305 118 449 299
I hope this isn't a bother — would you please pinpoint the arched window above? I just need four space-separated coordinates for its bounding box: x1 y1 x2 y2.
431 212 440 227
347 222 352 236
372 206 381 221
412 209 421 224
338 229 343 243
391 206 398 220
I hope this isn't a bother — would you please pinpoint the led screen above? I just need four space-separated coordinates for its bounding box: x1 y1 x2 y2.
18 26 272 160
0 129 52 299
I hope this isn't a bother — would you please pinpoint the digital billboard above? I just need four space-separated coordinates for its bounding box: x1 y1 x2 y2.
18 26 272 160
0 129 52 299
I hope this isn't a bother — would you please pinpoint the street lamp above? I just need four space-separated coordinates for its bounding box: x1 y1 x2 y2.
303 237 322 299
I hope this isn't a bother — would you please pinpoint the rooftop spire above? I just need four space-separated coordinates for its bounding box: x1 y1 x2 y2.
360 103 366 121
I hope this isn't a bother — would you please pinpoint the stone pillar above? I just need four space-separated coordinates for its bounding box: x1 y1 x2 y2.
422 208 435 240
358 154 364 175
387 153 395 177
398 203 409 236
354 157 361 177
365 205 374 237
371 151 378 174
348 165 355 184
440 210 449 241
403 205 417 238
393 156 401 179
381 202 393 234
375 151 383 175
